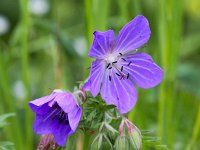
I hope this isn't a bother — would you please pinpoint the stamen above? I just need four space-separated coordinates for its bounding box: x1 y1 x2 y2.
127 73 129 79
112 61 117 64
119 53 122 56
116 73 120 76
108 66 112 69
109 75 111 81
128 61 132 66
106 63 111 68
121 66 123 72
121 58 126 61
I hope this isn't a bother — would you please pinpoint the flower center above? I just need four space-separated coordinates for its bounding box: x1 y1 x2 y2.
105 54 116 64
44 104 69 125
105 53 132 81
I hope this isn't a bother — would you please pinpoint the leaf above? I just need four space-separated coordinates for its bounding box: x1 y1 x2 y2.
104 122 118 134
0 113 15 128
0 141 15 150
102 133 113 149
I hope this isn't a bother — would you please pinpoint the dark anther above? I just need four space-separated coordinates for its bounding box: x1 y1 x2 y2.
109 75 111 81
128 61 132 66
112 61 117 64
121 58 126 61
108 67 112 69
121 66 123 72
116 73 120 76
59 111 64 119
127 73 129 79
119 53 122 56
106 63 111 68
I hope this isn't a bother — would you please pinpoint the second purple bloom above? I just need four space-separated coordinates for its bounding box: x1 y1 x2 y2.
83 15 163 114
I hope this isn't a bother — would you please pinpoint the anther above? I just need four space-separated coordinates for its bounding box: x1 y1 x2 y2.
108 67 112 69
121 66 123 72
112 61 117 64
127 73 129 79
128 61 132 66
116 73 120 76
119 53 123 56
121 58 126 61
109 75 111 81
106 63 111 68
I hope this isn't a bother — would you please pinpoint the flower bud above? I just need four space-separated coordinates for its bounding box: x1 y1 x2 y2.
37 134 57 150
115 136 130 150
119 118 142 150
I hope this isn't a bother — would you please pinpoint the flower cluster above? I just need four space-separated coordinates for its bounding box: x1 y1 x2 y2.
29 15 163 148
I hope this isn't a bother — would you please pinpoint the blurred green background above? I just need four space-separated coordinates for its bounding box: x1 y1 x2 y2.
0 0 200 149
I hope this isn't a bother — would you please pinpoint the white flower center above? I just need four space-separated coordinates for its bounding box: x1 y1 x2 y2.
105 54 116 64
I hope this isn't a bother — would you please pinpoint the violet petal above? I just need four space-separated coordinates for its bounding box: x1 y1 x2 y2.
83 60 105 97
121 52 163 88
88 30 115 59
115 15 151 54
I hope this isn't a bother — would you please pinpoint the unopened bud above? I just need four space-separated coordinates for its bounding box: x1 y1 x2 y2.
115 136 130 150
119 118 142 150
37 134 57 150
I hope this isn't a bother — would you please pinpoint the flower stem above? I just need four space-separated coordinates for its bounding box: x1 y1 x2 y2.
0 52 24 150
20 0 33 149
186 104 200 150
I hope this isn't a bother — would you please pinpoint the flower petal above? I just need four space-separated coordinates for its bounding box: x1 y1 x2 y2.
33 107 73 146
68 107 82 132
101 69 138 114
29 94 56 114
114 15 151 54
100 70 118 106
56 92 77 113
83 60 105 97
88 30 115 59
121 52 163 88
52 124 72 146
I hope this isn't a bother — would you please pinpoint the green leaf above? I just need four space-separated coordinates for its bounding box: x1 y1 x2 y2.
0 113 15 128
0 141 15 150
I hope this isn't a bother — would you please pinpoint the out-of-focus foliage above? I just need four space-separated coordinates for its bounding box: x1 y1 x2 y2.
0 113 15 150
0 0 199 150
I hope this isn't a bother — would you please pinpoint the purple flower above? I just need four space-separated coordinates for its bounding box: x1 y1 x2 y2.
29 90 83 146
83 15 163 114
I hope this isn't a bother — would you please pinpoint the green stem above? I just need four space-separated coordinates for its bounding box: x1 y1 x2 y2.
186 104 200 150
0 52 23 150
157 0 183 148
20 0 32 149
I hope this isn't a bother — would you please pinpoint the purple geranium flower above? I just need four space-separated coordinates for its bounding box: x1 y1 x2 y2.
29 89 83 146
83 15 163 114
